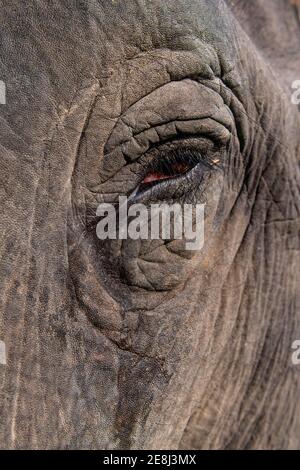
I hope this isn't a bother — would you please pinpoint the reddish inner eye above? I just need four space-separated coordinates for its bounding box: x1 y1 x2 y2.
142 162 190 184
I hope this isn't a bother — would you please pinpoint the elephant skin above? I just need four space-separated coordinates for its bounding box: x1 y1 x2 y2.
0 0 300 450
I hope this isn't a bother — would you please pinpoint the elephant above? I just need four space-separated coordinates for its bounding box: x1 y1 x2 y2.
0 0 300 450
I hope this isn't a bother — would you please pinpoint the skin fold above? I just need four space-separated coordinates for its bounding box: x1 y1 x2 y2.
0 0 299 449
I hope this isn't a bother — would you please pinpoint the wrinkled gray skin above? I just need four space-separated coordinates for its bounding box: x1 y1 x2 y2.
0 0 300 450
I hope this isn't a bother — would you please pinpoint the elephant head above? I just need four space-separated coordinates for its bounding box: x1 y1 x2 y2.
0 0 300 449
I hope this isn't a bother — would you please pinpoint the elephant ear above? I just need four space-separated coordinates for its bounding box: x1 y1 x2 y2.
226 0 300 91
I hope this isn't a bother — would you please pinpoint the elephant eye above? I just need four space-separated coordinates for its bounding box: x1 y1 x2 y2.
140 149 202 189
142 162 191 184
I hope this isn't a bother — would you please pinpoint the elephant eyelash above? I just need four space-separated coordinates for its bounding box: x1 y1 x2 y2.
149 149 203 174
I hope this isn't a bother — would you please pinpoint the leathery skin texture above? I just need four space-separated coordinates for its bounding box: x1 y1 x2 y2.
0 0 300 449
